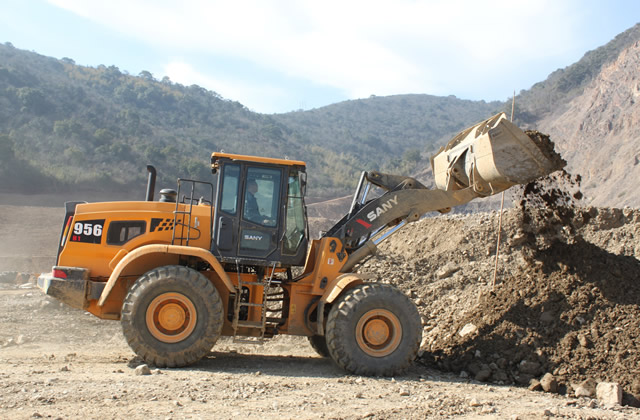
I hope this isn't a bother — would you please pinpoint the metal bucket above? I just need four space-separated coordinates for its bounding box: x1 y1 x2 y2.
431 113 565 195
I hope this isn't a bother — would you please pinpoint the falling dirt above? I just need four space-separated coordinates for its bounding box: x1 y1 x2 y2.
523 130 567 173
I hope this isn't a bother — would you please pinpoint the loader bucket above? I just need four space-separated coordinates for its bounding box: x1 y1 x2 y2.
431 113 565 196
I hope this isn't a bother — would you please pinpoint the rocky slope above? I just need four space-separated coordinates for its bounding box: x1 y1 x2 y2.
538 40 640 207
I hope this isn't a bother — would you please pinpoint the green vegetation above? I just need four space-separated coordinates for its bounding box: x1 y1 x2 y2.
1 23 637 199
0 42 502 198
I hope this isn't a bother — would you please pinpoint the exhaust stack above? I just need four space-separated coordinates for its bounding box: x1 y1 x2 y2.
145 165 156 201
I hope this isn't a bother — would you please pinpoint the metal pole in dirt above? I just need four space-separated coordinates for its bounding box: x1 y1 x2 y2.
492 91 516 289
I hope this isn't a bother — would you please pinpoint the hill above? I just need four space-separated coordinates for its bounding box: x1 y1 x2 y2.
2 22 640 208
0 43 501 200
515 23 640 125
533 28 640 207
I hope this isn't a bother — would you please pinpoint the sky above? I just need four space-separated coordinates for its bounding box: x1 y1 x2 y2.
1 1 639 114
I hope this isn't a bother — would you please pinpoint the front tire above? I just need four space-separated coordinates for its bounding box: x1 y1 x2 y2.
325 283 421 376
121 265 223 367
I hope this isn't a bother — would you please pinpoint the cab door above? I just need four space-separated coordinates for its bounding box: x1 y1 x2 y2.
237 166 282 259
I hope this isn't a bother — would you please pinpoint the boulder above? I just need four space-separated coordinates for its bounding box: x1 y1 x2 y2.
436 263 460 279
596 382 622 407
574 378 597 398
518 360 542 376
458 323 478 337
540 373 558 393
134 364 152 376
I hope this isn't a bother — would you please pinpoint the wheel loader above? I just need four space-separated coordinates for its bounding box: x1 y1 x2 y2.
38 113 564 376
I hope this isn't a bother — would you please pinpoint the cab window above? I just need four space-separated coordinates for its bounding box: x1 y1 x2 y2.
220 164 240 214
243 167 281 227
283 172 306 254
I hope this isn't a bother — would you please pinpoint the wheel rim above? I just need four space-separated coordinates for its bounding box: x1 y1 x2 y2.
355 309 402 357
146 292 197 343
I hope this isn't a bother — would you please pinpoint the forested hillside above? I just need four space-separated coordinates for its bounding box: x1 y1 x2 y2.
0 42 500 200
2 22 639 203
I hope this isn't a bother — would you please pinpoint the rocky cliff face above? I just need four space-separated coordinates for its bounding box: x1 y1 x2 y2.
539 41 640 208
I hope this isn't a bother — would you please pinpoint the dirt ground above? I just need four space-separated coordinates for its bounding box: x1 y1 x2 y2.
1 188 640 418
1 288 637 420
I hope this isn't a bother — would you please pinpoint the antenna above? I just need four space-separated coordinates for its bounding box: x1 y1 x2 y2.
492 90 516 289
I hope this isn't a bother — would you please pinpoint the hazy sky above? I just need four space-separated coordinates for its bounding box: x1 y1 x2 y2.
2 0 639 113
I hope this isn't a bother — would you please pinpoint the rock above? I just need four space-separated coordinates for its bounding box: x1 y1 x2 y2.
632 380 640 395
466 362 481 376
469 398 482 407
436 263 459 279
475 366 491 382
492 370 509 383
135 364 152 376
15 335 25 345
596 382 622 407
519 360 542 376
540 373 558 393
574 379 597 398
577 334 590 348
529 379 542 392
458 323 478 337
496 357 507 370
509 232 527 247
515 374 533 385
481 406 495 414
459 370 469 379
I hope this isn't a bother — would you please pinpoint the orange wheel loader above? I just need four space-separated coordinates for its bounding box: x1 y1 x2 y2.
38 113 564 376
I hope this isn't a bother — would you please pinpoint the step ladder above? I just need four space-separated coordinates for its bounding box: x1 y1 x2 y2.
171 179 214 246
232 262 279 344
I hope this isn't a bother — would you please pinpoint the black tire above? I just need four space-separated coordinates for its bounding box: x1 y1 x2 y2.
121 265 223 367
308 335 330 358
325 283 421 376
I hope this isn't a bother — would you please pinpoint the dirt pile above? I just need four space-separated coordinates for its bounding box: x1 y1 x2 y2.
362 173 640 406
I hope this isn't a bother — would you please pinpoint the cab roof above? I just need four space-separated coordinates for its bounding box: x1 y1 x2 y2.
211 152 306 168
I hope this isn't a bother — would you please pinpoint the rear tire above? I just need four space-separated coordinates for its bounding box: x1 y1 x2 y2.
121 265 223 367
325 283 421 376
308 335 330 358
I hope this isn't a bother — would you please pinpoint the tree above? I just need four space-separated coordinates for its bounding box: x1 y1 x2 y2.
139 70 154 81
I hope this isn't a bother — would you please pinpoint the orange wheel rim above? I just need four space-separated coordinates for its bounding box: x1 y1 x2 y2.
355 309 402 357
146 292 197 343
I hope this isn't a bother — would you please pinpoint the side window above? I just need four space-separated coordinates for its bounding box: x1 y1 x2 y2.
220 164 240 214
283 171 306 254
107 221 146 245
243 167 281 227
